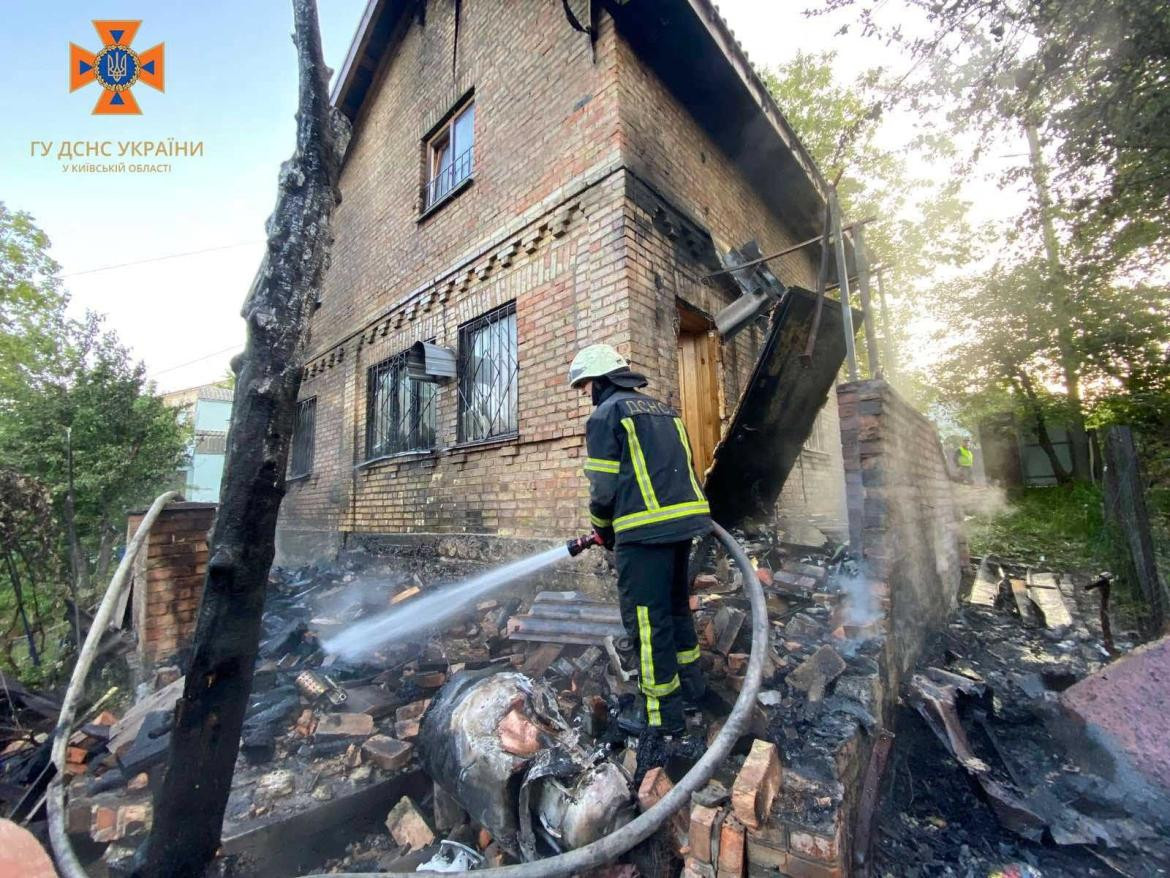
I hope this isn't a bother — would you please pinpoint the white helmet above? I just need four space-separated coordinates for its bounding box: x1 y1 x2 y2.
567 343 629 387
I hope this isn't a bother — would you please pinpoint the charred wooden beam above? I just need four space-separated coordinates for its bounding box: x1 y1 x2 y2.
133 2 350 875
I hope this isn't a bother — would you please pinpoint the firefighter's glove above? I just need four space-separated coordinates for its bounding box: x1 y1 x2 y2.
595 526 615 551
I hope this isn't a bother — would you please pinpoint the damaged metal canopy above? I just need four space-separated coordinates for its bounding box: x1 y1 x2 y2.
705 287 857 529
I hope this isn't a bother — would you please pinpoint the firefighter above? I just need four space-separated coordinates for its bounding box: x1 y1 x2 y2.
568 343 711 734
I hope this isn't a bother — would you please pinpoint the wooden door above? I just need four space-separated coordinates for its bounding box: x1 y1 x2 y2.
677 315 721 482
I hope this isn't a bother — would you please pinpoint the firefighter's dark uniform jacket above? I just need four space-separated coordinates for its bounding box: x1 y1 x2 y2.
584 386 712 546
584 380 710 729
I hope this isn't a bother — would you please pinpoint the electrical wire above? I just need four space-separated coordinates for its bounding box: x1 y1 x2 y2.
60 241 264 278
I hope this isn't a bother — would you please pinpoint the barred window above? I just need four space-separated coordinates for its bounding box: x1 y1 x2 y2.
424 100 475 211
366 350 437 460
458 303 518 443
290 397 316 477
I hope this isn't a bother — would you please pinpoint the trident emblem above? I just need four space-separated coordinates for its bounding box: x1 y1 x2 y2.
105 49 129 84
70 20 165 115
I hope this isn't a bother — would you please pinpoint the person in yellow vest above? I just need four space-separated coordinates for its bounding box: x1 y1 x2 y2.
954 439 974 484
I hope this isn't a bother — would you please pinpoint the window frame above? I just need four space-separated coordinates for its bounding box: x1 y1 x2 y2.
422 97 476 215
365 348 439 462
457 302 519 445
289 397 317 479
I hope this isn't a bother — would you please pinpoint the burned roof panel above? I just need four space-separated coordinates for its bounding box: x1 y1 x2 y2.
704 287 857 529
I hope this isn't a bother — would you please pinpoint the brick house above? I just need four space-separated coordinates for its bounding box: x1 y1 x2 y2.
276 0 848 564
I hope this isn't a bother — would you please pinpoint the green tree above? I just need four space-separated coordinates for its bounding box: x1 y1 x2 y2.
760 50 979 382
923 258 1170 482
818 0 1170 267
0 203 69 400
1 313 191 598
0 208 190 674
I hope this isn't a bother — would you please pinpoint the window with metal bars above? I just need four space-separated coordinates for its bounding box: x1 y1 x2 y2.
366 351 437 460
424 100 475 211
290 397 316 477
458 303 518 443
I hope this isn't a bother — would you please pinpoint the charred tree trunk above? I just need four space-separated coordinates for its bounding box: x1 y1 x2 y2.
134 3 349 874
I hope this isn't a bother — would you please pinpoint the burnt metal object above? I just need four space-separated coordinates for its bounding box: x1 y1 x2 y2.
705 288 857 529
507 592 628 647
1086 572 1116 655
907 671 1129 847
712 241 788 339
135 2 351 874
417 670 634 860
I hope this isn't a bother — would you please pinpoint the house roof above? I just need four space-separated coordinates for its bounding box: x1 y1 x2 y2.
330 0 830 240
162 383 235 406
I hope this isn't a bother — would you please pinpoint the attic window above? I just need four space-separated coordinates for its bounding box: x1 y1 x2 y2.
424 99 475 211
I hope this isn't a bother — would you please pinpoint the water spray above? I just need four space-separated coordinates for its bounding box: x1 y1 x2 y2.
321 532 605 661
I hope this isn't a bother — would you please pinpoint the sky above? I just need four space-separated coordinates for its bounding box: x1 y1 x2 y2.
0 1 1023 392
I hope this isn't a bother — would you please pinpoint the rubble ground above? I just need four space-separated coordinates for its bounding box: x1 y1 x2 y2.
872 562 1170 878
4 522 900 877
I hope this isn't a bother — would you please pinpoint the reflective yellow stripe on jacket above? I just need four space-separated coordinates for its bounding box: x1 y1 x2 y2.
621 418 659 511
583 457 620 475
614 500 710 533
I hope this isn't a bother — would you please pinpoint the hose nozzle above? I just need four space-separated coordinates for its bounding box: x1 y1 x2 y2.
566 531 603 557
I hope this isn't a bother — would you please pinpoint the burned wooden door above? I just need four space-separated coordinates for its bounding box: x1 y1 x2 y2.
677 310 721 482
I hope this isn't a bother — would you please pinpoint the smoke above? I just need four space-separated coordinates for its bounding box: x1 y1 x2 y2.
841 572 881 627
321 545 569 661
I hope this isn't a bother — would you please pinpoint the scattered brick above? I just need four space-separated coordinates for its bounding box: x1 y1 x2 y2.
638 767 687 853
314 712 375 738
731 739 781 829
683 855 717 878
385 796 434 852
395 699 431 723
362 735 413 771
395 718 421 740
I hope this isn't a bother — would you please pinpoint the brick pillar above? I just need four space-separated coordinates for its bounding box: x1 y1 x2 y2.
127 502 215 667
836 378 965 679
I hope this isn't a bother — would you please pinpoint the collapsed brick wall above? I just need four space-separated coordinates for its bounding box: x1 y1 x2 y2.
126 503 214 667
837 379 967 679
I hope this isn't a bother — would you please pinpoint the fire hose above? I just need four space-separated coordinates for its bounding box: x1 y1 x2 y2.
301 520 768 878
46 490 182 878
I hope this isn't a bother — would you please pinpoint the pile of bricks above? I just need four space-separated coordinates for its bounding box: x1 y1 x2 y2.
679 738 862 878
